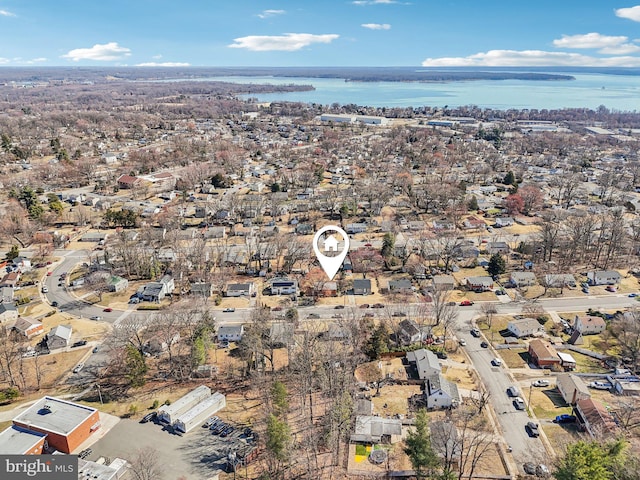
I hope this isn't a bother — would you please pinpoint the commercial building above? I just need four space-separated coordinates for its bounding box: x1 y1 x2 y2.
10 396 100 454
0 425 47 454
158 385 211 424
173 392 226 433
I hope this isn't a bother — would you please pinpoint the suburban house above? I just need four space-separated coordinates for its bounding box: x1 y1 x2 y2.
225 283 254 297
425 373 460 410
574 398 619 438
398 319 424 346
13 317 44 338
0 302 18 325
217 325 244 342
141 275 175 302
107 276 129 293
116 174 142 190
557 373 591 405
350 415 403 444
510 272 537 287
11 257 32 272
0 272 20 289
345 223 367 234
466 276 494 292
145 332 180 355
269 278 298 296
190 282 215 297
507 318 545 338
353 279 372 295
574 315 607 335
407 349 441 380
528 339 561 369
486 241 510 255
305 281 338 297
544 274 576 288
494 217 514 228
462 216 486 230
46 325 72 350
612 378 640 397
204 227 227 239
388 279 414 294
432 275 456 291
269 323 295 347
587 270 622 286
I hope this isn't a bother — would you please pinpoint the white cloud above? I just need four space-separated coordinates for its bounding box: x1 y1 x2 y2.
421 49 640 67
0 9 15 17
257 9 285 19
152 54 163 59
61 42 131 62
0 57 10 64
361 23 391 30
599 43 640 54
135 62 191 67
615 5 640 22
553 32 628 49
228 33 339 51
25 57 48 64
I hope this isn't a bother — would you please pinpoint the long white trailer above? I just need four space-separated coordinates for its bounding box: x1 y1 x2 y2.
158 385 211 424
173 392 226 433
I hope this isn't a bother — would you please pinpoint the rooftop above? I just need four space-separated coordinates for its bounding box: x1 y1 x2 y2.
12 396 98 436
0 425 47 454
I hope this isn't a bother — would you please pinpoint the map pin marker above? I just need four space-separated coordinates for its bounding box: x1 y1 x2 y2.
313 225 350 281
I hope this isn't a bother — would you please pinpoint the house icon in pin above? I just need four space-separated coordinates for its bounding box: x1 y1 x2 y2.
323 234 339 252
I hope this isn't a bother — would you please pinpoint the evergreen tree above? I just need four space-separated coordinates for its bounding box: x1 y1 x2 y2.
5 245 19 261
364 323 390 360
270 380 289 417
266 414 291 462
555 439 627 480
404 409 441 479
381 232 395 258
125 344 148 387
487 253 507 277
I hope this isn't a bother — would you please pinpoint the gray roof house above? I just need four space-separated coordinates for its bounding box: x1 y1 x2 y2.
398 319 424 346
217 325 244 342
350 415 403 444
544 274 576 288
425 373 460 409
507 318 545 338
406 348 441 380
486 241 510 254
510 271 537 287
353 279 372 295
587 270 622 286
388 279 413 294
46 325 72 350
466 276 494 292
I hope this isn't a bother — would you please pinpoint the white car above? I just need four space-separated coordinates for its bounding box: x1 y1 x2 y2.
491 358 502 366
41 286 48 293
532 379 550 387
589 381 612 390
73 363 84 374
458 338 467 346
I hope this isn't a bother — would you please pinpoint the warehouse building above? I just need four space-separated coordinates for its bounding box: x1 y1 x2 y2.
173 392 226 433
158 385 211 424
0 425 48 454
10 396 100 454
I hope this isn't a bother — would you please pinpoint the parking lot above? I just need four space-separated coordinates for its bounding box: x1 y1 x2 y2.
87 414 257 479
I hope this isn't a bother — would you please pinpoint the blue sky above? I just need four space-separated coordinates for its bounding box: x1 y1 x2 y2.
1 1 640 67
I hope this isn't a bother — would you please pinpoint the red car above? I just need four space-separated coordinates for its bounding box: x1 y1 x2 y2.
460 300 474 306
103 307 113 312
46 271 53 276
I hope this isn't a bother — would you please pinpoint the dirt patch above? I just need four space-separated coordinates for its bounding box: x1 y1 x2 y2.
443 366 477 390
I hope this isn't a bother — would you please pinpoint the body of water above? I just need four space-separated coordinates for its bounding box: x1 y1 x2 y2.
198 73 640 111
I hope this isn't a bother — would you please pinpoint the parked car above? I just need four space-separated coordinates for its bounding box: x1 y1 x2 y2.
532 379 550 387
51 301 59 307
203 416 219 428
359 304 370 309
513 397 526 410
90 316 102 321
480 341 489 348
526 421 540 437
222 308 235 313
140 412 156 424
536 464 550 477
523 462 537 475
491 358 502 366
589 381 612 390
72 363 84 373
334 305 345 309
92 346 99 353
507 386 520 397
458 338 467 346
470 328 481 337
436 351 448 359
392 311 407 317
103 307 113 312
41 286 48 293
72 340 87 347
628 293 638 298
605 285 617 292
372 303 384 309
553 414 577 424
460 300 474 306
307 313 320 319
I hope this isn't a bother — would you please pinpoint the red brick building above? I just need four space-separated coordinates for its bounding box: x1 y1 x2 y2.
528 339 561 369
10 396 101 454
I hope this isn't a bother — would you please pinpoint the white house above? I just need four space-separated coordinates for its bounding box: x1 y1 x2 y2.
217 325 244 342
556 373 591 404
225 282 254 297
46 325 72 350
507 318 545 338
510 272 537 287
494 217 514 227
574 315 607 335
406 349 441 380
269 278 298 295
587 270 622 286
425 373 460 409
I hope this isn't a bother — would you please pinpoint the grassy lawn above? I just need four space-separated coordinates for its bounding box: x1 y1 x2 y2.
530 388 573 419
571 351 609 373
498 348 528 368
